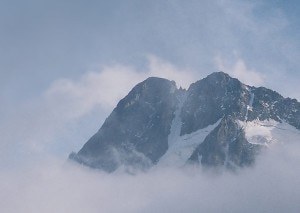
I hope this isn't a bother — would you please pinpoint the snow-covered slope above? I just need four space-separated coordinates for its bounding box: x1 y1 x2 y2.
238 119 300 146
159 119 221 167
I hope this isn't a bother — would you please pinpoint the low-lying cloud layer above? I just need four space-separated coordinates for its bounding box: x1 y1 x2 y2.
1 141 300 213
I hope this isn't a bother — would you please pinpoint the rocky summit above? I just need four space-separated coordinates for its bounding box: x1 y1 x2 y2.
69 72 300 172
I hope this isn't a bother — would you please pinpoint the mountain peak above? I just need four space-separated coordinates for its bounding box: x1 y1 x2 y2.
187 71 241 93
206 71 231 79
141 76 176 87
132 76 177 95
70 72 300 172
202 71 239 85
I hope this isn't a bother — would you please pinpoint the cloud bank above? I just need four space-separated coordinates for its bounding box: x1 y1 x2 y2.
215 56 265 86
46 55 195 116
1 141 300 213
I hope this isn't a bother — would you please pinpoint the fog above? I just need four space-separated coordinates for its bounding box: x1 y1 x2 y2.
1 141 300 213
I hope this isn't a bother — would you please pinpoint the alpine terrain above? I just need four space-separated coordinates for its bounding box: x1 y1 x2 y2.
69 72 300 172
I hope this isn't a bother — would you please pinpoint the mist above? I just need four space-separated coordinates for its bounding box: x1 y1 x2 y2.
1 140 300 213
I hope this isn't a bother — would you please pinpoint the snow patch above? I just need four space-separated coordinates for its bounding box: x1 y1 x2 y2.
159 118 222 167
238 119 300 146
245 92 254 121
167 93 187 148
159 90 223 167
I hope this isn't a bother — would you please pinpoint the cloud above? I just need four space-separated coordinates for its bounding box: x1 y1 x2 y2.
215 55 264 86
0 56 196 169
214 54 300 100
1 140 300 213
45 65 143 117
230 59 264 86
146 55 196 89
45 56 196 118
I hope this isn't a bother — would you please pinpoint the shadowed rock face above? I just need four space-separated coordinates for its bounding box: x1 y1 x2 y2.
189 116 261 169
70 72 300 172
70 77 179 172
249 87 300 128
180 72 248 135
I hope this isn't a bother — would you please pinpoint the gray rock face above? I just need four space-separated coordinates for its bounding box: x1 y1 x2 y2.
69 72 300 172
70 77 179 172
189 116 261 169
249 87 300 128
180 72 248 135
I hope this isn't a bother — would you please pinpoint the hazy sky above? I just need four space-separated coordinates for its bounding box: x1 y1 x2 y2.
1 1 300 212
1 0 300 101
1 0 300 166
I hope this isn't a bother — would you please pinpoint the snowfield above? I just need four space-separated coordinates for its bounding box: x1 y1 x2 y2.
238 119 300 146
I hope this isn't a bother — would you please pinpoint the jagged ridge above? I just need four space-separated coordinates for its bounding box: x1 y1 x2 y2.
69 72 300 172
